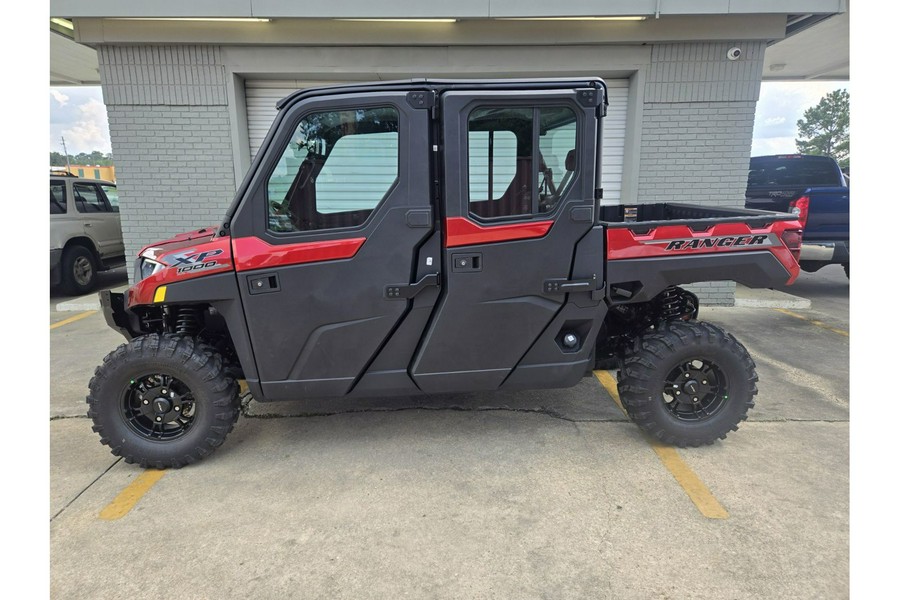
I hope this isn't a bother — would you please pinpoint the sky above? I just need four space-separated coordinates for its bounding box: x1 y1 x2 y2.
49 81 850 158
49 86 110 155
751 81 850 156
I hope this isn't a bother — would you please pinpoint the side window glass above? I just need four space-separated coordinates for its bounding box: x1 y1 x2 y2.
468 107 534 218
538 107 577 213
73 183 110 213
467 105 578 219
50 182 66 214
267 106 399 233
100 185 120 213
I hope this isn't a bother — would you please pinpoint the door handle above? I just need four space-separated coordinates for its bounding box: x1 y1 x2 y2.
84 223 93 227
248 273 280 295
544 274 603 294
384 273 440 300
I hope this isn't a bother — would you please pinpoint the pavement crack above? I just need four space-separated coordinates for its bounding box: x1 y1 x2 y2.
50 414 89 421
51 458 122 522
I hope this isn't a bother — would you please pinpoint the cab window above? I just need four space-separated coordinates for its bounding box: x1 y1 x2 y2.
467 105 577 219
266 106 399 233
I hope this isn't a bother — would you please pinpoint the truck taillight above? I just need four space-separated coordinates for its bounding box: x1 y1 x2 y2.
789 195 810 227
781 229 803 263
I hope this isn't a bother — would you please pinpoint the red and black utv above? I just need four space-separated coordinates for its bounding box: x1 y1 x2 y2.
90 78 803 467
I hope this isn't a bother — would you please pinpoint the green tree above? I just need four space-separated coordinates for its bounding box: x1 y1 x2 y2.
795 89 849 171
49 151 115 167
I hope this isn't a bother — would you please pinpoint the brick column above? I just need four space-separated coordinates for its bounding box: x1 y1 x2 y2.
97 46 236 278
638 42 765 305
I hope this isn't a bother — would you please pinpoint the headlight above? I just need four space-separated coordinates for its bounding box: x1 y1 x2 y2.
135 257 165 281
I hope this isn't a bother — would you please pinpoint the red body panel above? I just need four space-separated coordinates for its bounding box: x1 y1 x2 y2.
231 236 366 272
139 227 220 260
445 217 553 247
606 219 803 283
128 236 234 308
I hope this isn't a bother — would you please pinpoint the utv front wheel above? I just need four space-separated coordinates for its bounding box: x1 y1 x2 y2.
87 334 240 468
617 321 757 447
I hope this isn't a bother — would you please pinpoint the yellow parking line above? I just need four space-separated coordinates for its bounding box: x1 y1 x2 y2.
594 370 626 415
775 308 849 337
99 470 167 520
50 310 97 330
593 370 729 520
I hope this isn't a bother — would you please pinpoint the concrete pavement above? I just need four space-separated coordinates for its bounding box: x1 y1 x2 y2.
49 268 849 599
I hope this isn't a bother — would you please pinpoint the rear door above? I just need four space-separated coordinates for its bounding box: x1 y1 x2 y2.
231 92 435 399
72 181 121 259
411 88 601 392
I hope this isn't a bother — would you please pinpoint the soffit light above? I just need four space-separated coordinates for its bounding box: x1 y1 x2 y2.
498 16 647 21
337 19 458 23
51 18 74 30
112 18 272 23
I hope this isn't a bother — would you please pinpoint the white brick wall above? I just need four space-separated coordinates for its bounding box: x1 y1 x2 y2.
98 46 235 277
638 101 757 206
108 106 236 263
638 42 765 305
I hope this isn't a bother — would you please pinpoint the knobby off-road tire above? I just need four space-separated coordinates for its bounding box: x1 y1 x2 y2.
87 334 240 468
61 244 97 295
617 321 758 447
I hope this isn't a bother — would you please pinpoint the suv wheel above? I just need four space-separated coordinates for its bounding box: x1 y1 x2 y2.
61 245 97 295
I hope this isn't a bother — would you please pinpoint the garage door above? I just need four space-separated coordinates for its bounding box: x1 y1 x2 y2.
245 78 629 203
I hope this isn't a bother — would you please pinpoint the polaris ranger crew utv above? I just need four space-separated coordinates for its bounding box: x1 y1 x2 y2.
90 78 803 468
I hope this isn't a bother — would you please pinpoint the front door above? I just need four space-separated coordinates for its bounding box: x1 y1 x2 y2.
232 92 434 400
411 89 601 392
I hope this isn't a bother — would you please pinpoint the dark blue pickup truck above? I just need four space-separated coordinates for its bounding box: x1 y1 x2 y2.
746 154 849 277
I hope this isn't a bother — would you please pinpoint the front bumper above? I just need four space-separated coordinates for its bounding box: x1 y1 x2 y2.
99 290 139 340
799 241 849 264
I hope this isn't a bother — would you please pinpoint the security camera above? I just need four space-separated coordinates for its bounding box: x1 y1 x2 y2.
727 47 742 61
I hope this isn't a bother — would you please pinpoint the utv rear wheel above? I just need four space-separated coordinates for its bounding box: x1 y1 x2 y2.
87 334 240 468
843 263 849 278
617 321 757 447
61 245 97 295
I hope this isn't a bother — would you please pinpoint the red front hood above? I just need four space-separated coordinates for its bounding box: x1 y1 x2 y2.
128 229 234 308
139 226 219 261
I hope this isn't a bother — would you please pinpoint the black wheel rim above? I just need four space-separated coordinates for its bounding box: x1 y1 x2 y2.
662 358 728 421
120 374 197 440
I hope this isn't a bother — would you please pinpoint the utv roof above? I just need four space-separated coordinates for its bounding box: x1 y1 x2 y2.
275 77 609 111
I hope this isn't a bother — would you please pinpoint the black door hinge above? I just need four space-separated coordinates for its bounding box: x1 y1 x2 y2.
406 90 436 110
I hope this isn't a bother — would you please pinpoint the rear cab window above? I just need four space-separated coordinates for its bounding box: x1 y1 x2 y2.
747 156 842 188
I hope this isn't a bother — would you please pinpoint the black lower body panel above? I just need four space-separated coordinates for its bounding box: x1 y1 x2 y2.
606 251 791 304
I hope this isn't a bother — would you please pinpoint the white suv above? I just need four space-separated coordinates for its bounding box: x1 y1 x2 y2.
50 174 125 294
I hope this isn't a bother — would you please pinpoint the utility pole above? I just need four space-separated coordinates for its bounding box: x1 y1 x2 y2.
60 136 71 173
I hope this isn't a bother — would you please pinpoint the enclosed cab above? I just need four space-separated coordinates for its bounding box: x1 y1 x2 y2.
90 79 802 468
